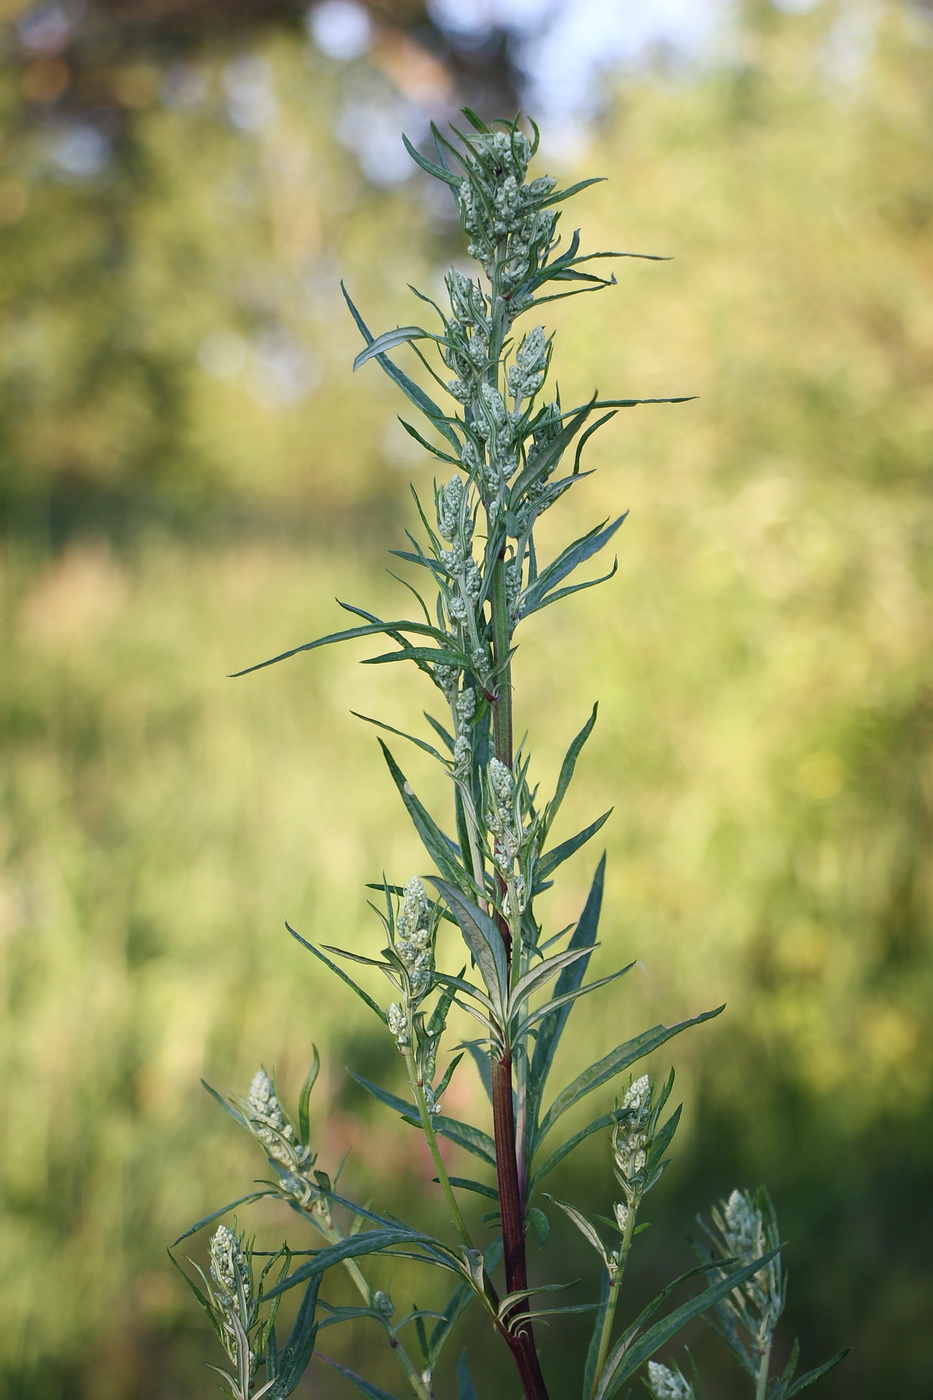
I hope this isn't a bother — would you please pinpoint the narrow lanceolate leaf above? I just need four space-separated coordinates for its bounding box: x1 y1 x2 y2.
528 857 607 1118
230 617 450 678
316 1353 400 1400
525 559 618 617
508 942 595 1010
510 397 597 501
427 1281 475 1367
350 1072 496 1165
445 1176 498 1201
529 1110 621 1190
341 281 460 448
457 1353 480 1400
398 416 461 465
584 1273 612 1400
286 924 387 1023
542 712 599 839
512 964 634 1043
430 876 509 1015
352 325 441 372
297 1046 320 1147
268 1275 321 1398
350 711 448 763
264 1229 442 1301
171 1192 273 1247
539 1007 725 1139
362 645 467 668
782 1351 851 1398
536 810 613 883
379 744 466 888
545 1196 609 1267
593 1251 781 1400
521 517 627 616
402 131 461 187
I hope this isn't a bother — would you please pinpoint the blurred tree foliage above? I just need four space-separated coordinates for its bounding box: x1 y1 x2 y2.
0 1 931 1397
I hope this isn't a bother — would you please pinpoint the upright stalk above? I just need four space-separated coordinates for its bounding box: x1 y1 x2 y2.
489 547 549 1400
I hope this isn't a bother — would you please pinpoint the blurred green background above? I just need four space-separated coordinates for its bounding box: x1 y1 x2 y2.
1 0 931 1396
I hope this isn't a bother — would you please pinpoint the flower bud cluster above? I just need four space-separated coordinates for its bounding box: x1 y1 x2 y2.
245 1069 312 1172
646 1361 695 1400
443 270 491 404
611 1074 654 1234
395 877 434 1002
234 1069 322 1211
485 758 519 873
210 1224 251 1305
716 1189 783 1336
507 325 548 406
453 683 476 777
455 129 557 294
386 880 446 1116
436 473 470 545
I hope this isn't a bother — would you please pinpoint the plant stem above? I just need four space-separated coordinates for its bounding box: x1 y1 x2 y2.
488 547 549 1400
586 1208 636 1400
756 1339 772 1400
403 1047 475 1252
310 1204 431 1400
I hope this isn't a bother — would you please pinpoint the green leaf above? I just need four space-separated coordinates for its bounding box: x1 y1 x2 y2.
427 1281 476 1367
430 877 508 1014
536 810 613 883
510 398 597 501
402 132 461 187
317 1353 400 1400
286 924 388 1023
529 1109 621 1190
783 1350 851 1398
379 744 466 888
171 1191 272 1247
268 1275 321 1398
529 855 604 1117
297 1046 320 1147
348 1071 418 1124
508 942 595 1009
350 711 447 763
350 1072 496 1165
230 616 449 678
584 1273 612 1400
363 645 467 668
446 1175 498 1201
432 1113 497 1166
199 1077 248 1127
458 1353 479 1400
341 281 460 448
522 516 627 615
543 709 599 840
525 560 619 617
424 712 455 753
264 1229 441 1302
527 1205 551 1246
545 1195 609 1267
512 963 634 1043
398 416 461 465
539 1008 724 1139
353 325 440 372
593 1251 781 1400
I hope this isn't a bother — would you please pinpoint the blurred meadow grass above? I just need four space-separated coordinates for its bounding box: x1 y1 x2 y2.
1 4 932 1396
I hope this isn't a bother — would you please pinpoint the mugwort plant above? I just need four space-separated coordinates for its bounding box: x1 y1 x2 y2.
174 112 848 1400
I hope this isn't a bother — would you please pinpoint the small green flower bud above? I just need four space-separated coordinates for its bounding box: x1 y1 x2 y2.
373 1289 394 1318
387 1002 408 1045
210 1225 249 1304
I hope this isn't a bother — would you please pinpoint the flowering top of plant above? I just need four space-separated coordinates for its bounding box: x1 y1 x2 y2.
174 111 848 1400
